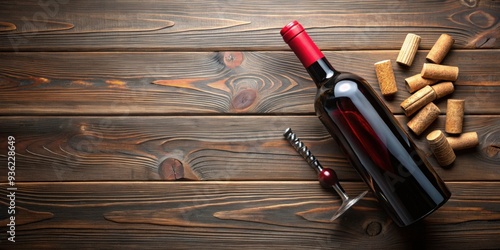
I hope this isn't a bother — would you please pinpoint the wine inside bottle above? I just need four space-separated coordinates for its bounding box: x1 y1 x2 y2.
281 21 451 227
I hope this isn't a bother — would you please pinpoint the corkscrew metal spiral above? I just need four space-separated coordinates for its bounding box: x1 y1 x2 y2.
283 128 323 172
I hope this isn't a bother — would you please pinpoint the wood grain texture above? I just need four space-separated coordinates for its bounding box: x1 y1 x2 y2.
0 115 498 182
0 182 499 249
0 21 16 32
0 0 498 51
0 0 499 247
0 50 499 115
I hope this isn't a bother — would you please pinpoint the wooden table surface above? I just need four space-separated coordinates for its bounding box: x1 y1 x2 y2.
1 0 499 249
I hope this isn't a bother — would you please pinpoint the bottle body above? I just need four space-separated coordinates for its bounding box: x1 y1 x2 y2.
281 21 450 227
315 68 450 226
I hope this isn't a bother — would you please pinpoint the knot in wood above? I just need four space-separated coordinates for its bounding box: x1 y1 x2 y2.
232 88 257 111
29 76 51 84
460 0 478 8
0 21 17 32
468 10 496 29
485 144 500 158
365 221 382 236
159 158 184 180
223 52 243 68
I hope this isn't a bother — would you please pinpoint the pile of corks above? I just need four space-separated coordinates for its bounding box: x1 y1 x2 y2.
374 34 479 167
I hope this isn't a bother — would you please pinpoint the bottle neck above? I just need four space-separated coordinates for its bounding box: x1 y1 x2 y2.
281 21 338 88
306 57 336 88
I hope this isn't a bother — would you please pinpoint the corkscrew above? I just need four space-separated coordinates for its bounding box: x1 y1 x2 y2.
283 128 368 221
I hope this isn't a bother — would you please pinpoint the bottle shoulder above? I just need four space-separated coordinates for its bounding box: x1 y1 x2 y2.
325 72 369 87
318 72 372 96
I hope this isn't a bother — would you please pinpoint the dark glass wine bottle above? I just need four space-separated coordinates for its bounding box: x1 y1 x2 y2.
281 21 451 227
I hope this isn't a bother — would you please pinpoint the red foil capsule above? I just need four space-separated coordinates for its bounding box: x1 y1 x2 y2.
281 21 325 68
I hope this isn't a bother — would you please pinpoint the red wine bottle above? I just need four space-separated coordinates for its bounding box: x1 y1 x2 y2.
281 21 450 227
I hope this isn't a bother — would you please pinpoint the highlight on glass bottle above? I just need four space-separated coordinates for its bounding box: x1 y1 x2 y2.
283 128 369 221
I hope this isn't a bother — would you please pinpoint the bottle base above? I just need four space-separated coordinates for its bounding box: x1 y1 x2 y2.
394 193 451 227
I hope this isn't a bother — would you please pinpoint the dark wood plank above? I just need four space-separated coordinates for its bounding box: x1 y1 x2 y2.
1 50 499 115
1 115 498 182
1 181 499 249
0 0 498 51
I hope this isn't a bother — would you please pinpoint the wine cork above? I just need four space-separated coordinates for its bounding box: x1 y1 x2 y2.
401 85 437 116
430 81 454 99
397 33 421 67
401 82 454 117
407 102 440 136
421 63 459 81
447 132 479 151
405 74 438 93
427 130 456 167
374 60 398 97
426 34 455 64
445 99 465 134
